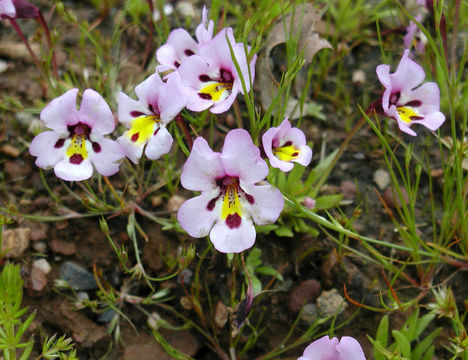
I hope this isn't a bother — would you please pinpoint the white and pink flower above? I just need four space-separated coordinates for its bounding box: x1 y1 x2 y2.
0 0 15 18
262 119 312 172
117 72 187 163
376 49 445 136
30 89 124 181
177 129 284 253
177 27 256 114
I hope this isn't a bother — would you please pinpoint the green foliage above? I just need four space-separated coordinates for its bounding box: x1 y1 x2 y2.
0 264 78 360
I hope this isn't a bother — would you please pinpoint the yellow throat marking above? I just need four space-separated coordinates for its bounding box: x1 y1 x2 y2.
396 106 420 124
127 115 159 144
66 135 88 160
221 182 242 220
273 144 300 162
200 82 232 102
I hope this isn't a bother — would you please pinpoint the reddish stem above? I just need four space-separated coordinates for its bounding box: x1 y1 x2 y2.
175 114 193 152
8 18 43 73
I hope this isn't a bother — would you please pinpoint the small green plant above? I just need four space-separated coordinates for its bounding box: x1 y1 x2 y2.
0 263 78 360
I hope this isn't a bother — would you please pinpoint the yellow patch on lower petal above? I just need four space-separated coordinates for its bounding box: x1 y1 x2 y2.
200 82 232 102
221 182 242 220
396 106 420 124
127 115 159 145
273 144 300 162
66 135 88 160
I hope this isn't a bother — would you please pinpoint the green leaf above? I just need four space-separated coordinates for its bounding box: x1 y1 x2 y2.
314 194 343 210
374 315 389 360
392 330 411 358
412 328 441 360
413 314 435 339
274 226 294 237
256 266 284 281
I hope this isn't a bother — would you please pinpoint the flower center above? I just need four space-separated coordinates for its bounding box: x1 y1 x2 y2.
221 177 242 226
66 134 88 164
396 106 423 124
127 115 160 144
198 69 234 102
273 141 300 162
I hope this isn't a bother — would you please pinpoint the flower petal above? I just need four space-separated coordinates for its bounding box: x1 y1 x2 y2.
241 183 284 225
295 144 313 167
118 91 150 127
29 131 65 169
221 129 268 183
54 158 93 181
88 137 124 176
145 126 173 160
117 131 144 164
166 28 199 58
412 111 445 131
302 336 340 359
0 0 16 17
177 192 219 238
158 72 188 123
134 73 163 109
376 64 391 111
336 337 366 360
195 6 214 44
403 82 440 114
40 88 79 131
210 216 256 253
80 89 115 135
180 137 225 191
156 44 180 69
391 49 425 94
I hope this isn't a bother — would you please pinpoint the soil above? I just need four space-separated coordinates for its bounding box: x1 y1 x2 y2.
0 1 463 360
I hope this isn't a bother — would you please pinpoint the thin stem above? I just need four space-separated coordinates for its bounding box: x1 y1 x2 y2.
8 18 43 75
175 114 193 151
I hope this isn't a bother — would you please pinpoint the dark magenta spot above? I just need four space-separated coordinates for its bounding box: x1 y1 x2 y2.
220 69 233 83
130 111 145 117
174 61 180 68
410 115 424 120
199 93 212 100
283 141 292 146
245 194 254 204
390 91 400 105
226 213 241 229
184 49 195 56
404 100 422 107
199 74 211 82
69 153 83 165
131 133 139 142
215 178 224 188
92 142 101 153
292 152 299 157
54 138 65 148
154 128 160 136
207 197 218 211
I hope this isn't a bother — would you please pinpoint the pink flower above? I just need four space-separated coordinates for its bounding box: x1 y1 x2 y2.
177 129 284 253
177 27 256 114
117 72 187 163
298 336 366 360
403 17 426 54
30 89 124 181
376 49 445 136
0 0 15 18
156 6 214 73
262 119 312 172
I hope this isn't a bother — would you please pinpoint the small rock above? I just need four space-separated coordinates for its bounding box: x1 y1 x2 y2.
352 69 366 84
383 186 409 209
214 301 229 328
373 169 390 190
300 303 318 325
50 239 76 255
180 296 192 310
2 228 30 258
0 59 8 73
30 267 47 292
340 180 356 201
29 222 49 241
32 241 47 253
0 41 40 61
4 160 31 177
33 258 52 274
98 309 116 323
316 288 347 317
59 261 97 290
150 195 163 208
167 195 186 212
175 1 195 18
152 3 173 21
1 144 20 157
289 279 321 313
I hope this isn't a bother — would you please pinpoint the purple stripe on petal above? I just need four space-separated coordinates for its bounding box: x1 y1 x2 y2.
185 49 195 56
92 142 101 153
54 138 65 148
130 111 145 117
199 93 212 100
199 74 211 82
207 197 218 211
404 100 422 107
245 193 254 204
